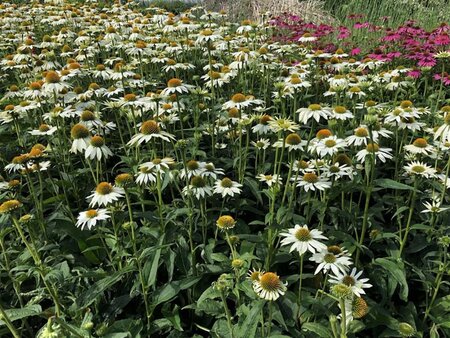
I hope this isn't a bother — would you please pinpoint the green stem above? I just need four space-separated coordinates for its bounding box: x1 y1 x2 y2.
0 301 20 338
220 291 235 338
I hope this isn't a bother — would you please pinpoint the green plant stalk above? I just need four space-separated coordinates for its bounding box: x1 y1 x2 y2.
267 300 273 337
124 190 151 328
424 246 448 321
298 253 304 308
339 298 347 338
10 216 61 316
220 290 235 338
0 301 20 338
399 178 418 256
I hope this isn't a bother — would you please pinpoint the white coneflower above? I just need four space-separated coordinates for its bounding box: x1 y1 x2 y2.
222 93 263 111
127 120 175 146
346 86 366 99
404 161 436 178
314 136 347 157
251 114 272 134
253 272 287 301
298 32 317 42
434 114 450 143
182 176 213 199
324 162 354 180
346 126 371 146
201 162 224 180
279 224 327 255
76 208 110 230
180 160 204 180
295 172 332 192
310 245 353 275
195 28 222 44
329 268 372 297
273 133 306 152
268 117 299 133
42 70 71 93
330 105 354 120
257 174 283 187
87 182 124 207
161 78 193 96
135 165 157 186
70 124 91 154
85 136 113 160
297 104 330 124
356 143 393 163
4 154 28 173
421 200 448 213
404 138 435 155
29 124 57 136
251 138 271 150
213 177 242 198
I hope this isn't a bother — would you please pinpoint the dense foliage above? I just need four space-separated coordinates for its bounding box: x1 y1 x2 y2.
0 1 449 337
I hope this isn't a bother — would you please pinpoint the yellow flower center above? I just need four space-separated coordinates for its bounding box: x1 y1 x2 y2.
71 124 89 139
286 133 301 145
259 272 281 291
294 227 312 241
366 143 380 152
85 209 98 218
231 93 246 103
355 128 369 137
96 182 113 195
342 275 355 286
325 139 337 148
167 78 182 87
0 200 22 213
412 138 428 148
45 71 60 83
186 160 199 170
81 110 95 121
216 215 236 230
308 104 322 111
400 100 413 108
38 124 50 132
411 165 425 173
324 253 336 263
316 129 332 140
141 120 159 135
90 135 105 147
333 106 347 114
220 177 233 188
190 176 206 188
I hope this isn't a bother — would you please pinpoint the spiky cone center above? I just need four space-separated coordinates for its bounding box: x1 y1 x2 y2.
12 154 28 164
352 297 368 319
295 227 312 241
400 100 413 108
71 124 89 139
355 128 369 138
398 322 415 337
286 133 301 145
96 64 106 71
0 199 22 213
323 253 337 263
29 82 42 90
365 100 377 107
90 135 105 147
366 143 380 152
167 78 182 87
349 86 361 93
220 177 233 188
260 114 272 124
325 139 337 148
115 173 133 186
190 176 206 188
38 124 50 132
411 165 426 173
316 129 332 139
303 173 319 184
231 93 246 103
331 283 352 299
28 148 43 158
249 270 261 282
209 71 221 79
85 209 98 218
45 71 60 83
259 272 281 291
256 141 266 148
135 41 147 49
106 26 116 33
186 160 199 170
342 275 356 286
327 245 343 255
412 138 428 148
124 93 136 101
81 110 95 121
216 215 236 230
89 83 100 90
334 153 352 166
290 77 302 84
96 182 113 195
441 105 450 113
444 114 450 125
297 160 309 170
141 120 159 135
200 29 213 36
308 103 322 111
5 104 15 111
329 165 341 173
333 106 347 114
9 180 20 188
228 108 239 118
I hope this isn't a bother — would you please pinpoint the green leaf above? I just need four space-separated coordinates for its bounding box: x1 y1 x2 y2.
374 257 409 301
244 177 263 204
0 305 42 325
151 276 201 308
237 300 265 337
301 322 333 338
76 266 134 309
375 179 414 191
197 286 221 307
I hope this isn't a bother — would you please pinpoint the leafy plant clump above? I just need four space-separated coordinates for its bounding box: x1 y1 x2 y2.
0 1 449 337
